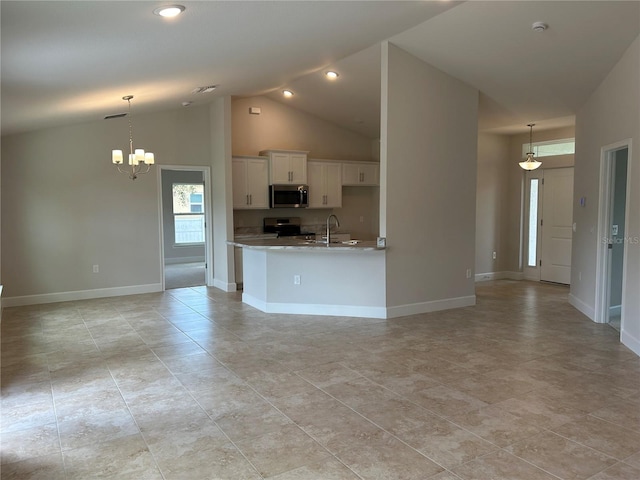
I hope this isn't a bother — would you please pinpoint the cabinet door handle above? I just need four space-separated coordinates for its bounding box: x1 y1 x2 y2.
246 194 249 205
249 194 252 205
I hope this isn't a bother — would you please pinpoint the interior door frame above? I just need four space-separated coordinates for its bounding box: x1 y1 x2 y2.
157 165 214 290
594 139 632 324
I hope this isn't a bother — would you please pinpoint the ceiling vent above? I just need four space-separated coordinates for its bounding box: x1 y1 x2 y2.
104 113 127 120
191 85 217 94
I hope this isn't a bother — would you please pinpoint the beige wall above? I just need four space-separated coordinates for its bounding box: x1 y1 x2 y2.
476 133 510 275
1 105 212 301
572 35 639 354
381 42 478 312
232 96 374 161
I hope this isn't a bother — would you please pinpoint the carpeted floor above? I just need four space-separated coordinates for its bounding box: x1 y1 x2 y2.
164 262 205 289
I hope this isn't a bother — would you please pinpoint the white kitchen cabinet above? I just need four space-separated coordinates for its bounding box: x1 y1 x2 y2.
232 156 269 209
342 161 379 186
308 161 342 208
260 150 308 184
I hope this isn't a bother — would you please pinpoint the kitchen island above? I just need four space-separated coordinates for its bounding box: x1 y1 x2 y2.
230 238 387 318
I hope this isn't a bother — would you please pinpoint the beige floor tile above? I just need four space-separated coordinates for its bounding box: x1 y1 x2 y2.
507 431 617 480
407 384 488 417
397 416 497 468
62 434 162 480
551 415 640 459
451 450 558 480
266 458 361 479
587 462 640 480
449 405 543 447
295 361 363 388
335 431 444 479
0 423 60 465
235 424 331 478
57 408 140 451
2 281 637 480
590 396 640 432
0 452 66 480
215 402 295 442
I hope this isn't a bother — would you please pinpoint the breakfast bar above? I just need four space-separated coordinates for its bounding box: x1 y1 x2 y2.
230 238 387 318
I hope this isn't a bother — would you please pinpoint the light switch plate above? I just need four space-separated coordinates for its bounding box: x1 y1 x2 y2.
377 237 386 248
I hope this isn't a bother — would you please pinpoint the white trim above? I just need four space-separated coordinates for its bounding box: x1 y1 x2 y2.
242 293 387 318
609 305 622 317
213 279 237 292
385 295 476 318
158 165 214 291
594 139 632 324
621 329 640 357
568 293 595 321
475 271 523 282
2 284 163 308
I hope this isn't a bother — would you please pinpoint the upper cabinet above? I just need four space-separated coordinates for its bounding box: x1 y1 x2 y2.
308 161 342 208
342 161 379 186
259 150 308 184
232 156 269 209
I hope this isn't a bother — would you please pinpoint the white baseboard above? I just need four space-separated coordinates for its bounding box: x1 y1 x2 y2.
475 271 523 282
213 279 237 292
242 293 387 318
621 329 640 357
164 257 205 265
3 284 163 308
568 294 596 321
609 305 622 317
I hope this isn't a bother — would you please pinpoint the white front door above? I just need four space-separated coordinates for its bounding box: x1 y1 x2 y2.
540 167 574 284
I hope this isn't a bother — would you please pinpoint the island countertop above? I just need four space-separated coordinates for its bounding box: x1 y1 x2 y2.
229 237 384 251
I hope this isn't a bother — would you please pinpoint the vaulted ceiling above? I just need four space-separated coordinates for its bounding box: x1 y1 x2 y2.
2 1 639 138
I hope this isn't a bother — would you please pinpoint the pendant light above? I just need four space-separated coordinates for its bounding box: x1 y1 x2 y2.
519 123 542 171
111 95 155 180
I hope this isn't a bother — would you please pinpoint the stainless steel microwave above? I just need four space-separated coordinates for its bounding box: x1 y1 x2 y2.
269 184 309 208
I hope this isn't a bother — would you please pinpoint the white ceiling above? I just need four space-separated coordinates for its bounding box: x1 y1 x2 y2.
2 1 639 138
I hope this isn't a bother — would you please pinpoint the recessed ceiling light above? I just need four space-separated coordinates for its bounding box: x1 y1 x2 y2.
153 5 185 17
325 71 339 79
283 90 294 98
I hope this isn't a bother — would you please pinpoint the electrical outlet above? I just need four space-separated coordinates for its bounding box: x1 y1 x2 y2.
492 251 497 260
92 265 99 273
359 216 364 223
293 275 301 285
466 268 472 279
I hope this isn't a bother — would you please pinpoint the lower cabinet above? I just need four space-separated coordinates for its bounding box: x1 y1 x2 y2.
308 161 342 208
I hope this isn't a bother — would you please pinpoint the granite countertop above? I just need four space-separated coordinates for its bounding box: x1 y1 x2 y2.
229 237 384 251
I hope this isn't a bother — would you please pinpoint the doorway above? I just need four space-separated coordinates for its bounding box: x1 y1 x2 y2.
595 142 630 329
523 167 574 284
159 166 213 289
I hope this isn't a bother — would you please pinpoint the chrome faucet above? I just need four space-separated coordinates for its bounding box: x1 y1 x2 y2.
326 214 340 244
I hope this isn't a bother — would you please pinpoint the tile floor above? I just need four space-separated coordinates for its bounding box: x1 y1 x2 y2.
1 280 639 479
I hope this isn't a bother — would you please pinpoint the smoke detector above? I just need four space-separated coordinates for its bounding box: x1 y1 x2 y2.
532 22 548 33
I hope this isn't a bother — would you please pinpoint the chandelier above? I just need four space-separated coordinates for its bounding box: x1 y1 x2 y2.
519 123 542 171
111 95 155 180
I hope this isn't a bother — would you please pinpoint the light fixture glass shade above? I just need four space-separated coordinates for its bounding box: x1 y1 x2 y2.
519 153 542 170
112 150 123 164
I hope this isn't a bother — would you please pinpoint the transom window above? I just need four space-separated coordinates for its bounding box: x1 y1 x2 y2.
523 138 575 158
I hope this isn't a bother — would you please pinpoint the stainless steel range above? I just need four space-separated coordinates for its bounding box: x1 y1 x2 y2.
263 217 314 239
